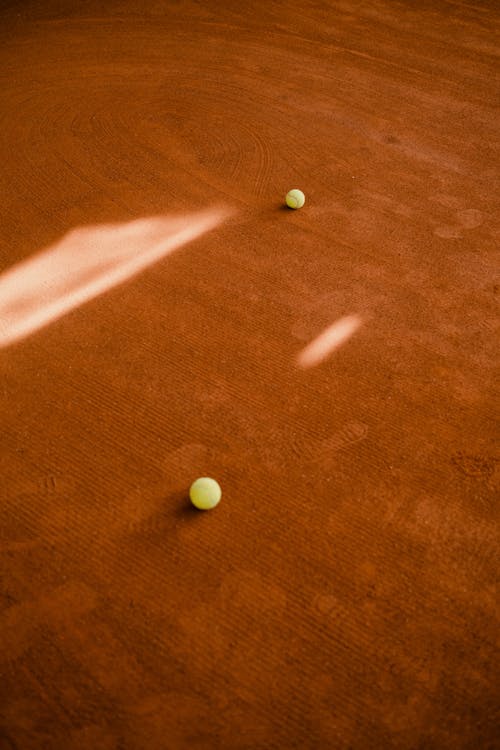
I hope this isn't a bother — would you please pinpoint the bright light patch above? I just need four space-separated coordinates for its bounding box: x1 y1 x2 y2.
297 315 362 369
0 208 229 348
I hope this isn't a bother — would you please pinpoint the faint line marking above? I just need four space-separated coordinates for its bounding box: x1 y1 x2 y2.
308 422 369 467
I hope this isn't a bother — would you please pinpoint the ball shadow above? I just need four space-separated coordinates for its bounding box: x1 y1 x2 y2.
171 489 203 519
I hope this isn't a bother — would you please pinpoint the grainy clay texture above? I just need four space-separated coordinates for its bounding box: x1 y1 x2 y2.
0 1 499 749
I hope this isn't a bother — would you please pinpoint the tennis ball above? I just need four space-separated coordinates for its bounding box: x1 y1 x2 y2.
285 189 305 209
189 477 222 510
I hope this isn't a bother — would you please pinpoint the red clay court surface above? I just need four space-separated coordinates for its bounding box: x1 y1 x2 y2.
0 2 499 748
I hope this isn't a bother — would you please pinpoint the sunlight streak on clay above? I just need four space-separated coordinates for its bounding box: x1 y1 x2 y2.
0 208 229 348
297 315 362 369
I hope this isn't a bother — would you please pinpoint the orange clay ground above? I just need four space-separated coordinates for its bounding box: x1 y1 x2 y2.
0 2 498 748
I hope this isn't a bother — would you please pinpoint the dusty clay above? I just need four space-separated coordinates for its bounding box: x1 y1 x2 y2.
0 1 498 748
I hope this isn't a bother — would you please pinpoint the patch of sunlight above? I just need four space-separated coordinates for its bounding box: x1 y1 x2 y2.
297 315 362 369
0 208 229 347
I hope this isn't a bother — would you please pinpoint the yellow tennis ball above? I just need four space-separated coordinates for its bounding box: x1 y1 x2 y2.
189 477 222 510
285 189 305 209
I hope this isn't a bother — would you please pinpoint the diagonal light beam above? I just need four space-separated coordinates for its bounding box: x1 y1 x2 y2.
0 208 229 348
297 315 363 369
